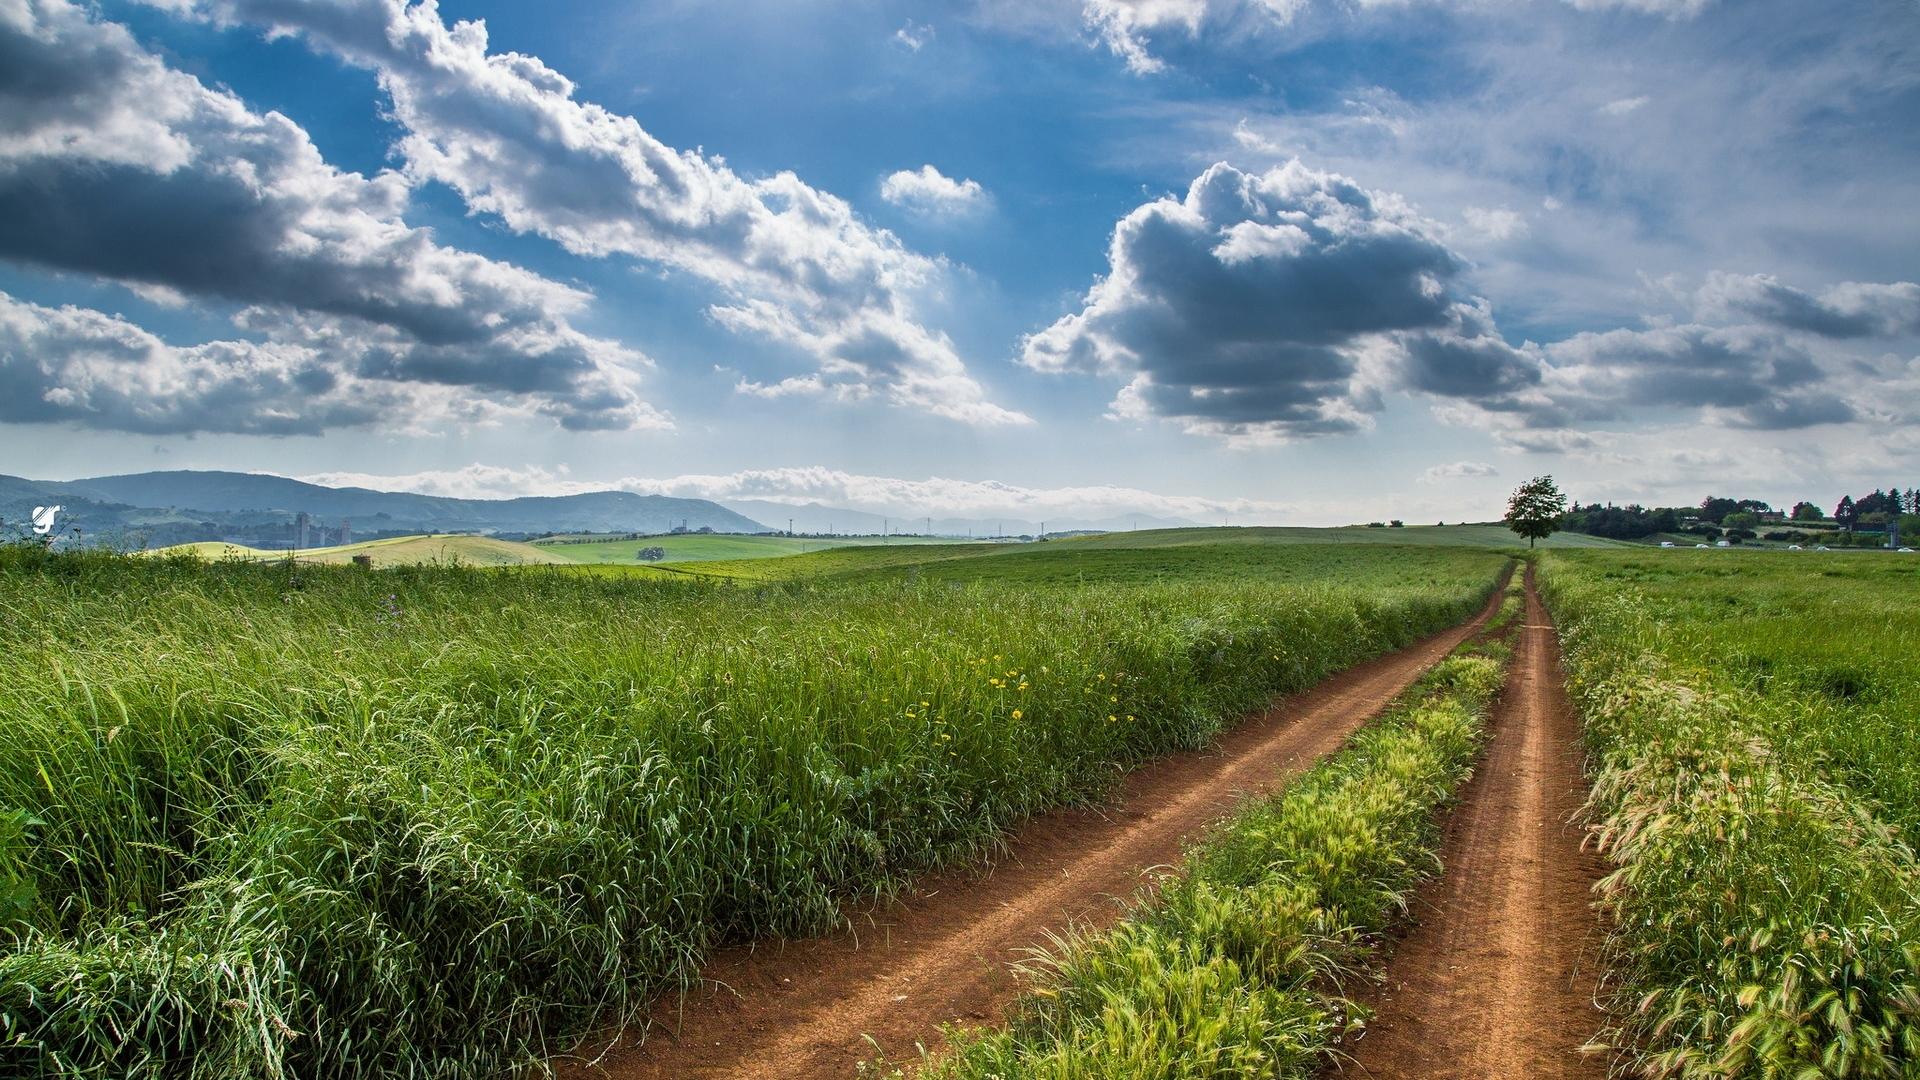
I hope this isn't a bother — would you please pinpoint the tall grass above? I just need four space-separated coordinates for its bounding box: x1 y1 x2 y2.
0 543 1502 1078
1543 552 1920 1077
915 628 1515 1078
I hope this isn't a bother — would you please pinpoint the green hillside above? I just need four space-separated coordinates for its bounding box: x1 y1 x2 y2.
647 524 1631 584
535 533 968 564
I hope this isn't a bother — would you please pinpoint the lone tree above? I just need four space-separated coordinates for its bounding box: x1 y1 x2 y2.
1505 475 1566 548
636 545 667 561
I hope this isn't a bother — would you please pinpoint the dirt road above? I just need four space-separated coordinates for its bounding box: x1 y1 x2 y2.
1343 566 1608 1079
561 571 1511 1080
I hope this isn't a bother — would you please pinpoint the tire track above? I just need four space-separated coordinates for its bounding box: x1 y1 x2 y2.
1343 564 1609 1079
560 568 1514 1080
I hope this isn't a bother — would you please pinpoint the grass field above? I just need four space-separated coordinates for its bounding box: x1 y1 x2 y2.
1542 550 1920 1077
533 532 974 564
922 607 1517 1078
0 540 1504 1079
627 524 1630 585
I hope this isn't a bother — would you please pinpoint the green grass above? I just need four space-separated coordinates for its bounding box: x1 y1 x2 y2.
0 541 1504 1079
1542 550 1920 1077
913 625 1514 1079
636 525 1627 586
534 533 976 565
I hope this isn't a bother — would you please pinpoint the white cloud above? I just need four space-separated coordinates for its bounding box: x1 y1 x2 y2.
880 165 991 217
894 20 934 50
1564 0 1714 16
0 0 658 431
1597 95 1651 116
1419 461 1499 483
1461 206 1528 241
165 0 1026 427
298 462 1313 523
1695 272 1920 339
0 290 576 435
1082 0 1209 74
1023 160 1539 442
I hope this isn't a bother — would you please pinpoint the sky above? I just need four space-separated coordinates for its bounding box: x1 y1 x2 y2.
2 0 1917 526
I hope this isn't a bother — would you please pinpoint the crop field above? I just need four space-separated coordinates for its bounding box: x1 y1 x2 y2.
146 534 572 567
0 540 1502 1078
1543 550 1920 1077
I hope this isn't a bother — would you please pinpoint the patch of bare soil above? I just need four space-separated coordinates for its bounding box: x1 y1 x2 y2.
1341 566 1609 1079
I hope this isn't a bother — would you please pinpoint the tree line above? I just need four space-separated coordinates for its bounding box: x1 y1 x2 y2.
1505 476 1920 547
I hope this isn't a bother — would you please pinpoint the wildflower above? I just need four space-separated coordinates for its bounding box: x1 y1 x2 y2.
919 700 930 708
1018 682 1029 691
1108 714 1118 723
1011 709 1024 720
1110 695 1118 703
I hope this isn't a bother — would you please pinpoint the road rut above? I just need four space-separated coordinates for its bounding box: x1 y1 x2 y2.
1343 565 1609 1079
564 570 1513 1080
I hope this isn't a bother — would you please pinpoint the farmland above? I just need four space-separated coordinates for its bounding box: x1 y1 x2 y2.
0 539 1503 1078
10 532 1919 1080
1543 550 1920 1077
532 532 972 565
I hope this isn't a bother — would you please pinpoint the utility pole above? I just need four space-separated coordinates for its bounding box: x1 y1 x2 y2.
788 517 794 537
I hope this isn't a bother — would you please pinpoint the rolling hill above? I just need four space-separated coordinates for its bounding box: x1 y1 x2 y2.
5 470 767 548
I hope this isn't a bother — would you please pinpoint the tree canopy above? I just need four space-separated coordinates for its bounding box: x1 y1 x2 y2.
1505 476 1566 548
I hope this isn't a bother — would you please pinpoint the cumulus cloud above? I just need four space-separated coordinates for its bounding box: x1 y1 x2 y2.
1082 0 1208 74
1696 272 1920 339
880 166 990 217
1067 0 1708 74
1419 461 1498 483
0 0 658 431
0 290 512 434
163 0 1026 426
1457 323 1857 437
1022 160 1539 441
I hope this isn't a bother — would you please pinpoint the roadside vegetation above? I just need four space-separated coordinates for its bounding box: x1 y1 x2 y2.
0 541 1501 1079
1543 551 1920 1077
909 584 1523 1078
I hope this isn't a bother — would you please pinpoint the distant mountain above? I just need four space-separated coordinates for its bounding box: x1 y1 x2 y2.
3 470 768 548
719 498 1202 538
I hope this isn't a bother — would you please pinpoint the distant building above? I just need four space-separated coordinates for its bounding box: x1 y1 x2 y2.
340 518 351 546
294 511 312 549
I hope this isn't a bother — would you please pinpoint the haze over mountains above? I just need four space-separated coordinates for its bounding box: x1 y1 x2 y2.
716 499 1201 539
1 471 1204 548
1 471 763 549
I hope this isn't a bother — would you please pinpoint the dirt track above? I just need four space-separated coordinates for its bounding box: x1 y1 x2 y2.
562 570 1513 1080
1343 566 1609 1079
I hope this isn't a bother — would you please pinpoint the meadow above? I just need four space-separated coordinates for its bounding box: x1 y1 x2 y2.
0 539 1503 1078
919 601 1518 1078
532 533 972 565
1542 550 1920 1077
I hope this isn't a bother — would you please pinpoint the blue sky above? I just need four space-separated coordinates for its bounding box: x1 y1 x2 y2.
2 0 1917 525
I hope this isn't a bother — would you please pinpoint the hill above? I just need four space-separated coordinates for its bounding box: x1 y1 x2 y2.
535 533 970 564
6 470 767 548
